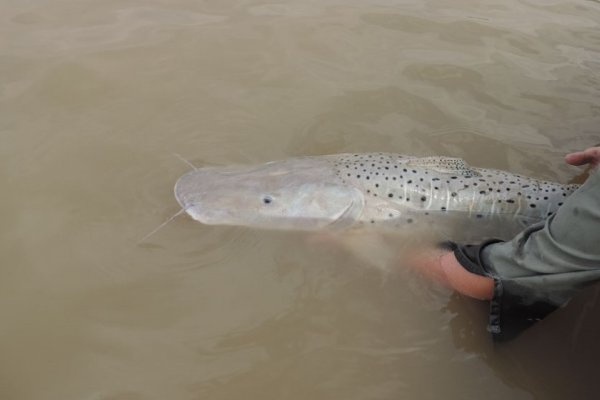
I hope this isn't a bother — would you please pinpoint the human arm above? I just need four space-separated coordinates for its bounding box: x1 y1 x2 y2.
414 146 600 303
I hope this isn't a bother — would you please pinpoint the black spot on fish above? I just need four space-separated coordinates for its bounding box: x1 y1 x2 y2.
407 218 413 223
479 191 486 195
530 204 536 208
388 193 393 198
476 214 483 218
421 196 427 201
441 207 447 211
451 192 457 197
507 199 515 204
263 196 272 204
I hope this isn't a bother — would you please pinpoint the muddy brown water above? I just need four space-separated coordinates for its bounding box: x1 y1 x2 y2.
2 1 600 399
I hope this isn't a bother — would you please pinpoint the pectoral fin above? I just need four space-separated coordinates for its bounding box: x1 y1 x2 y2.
328 188 365 230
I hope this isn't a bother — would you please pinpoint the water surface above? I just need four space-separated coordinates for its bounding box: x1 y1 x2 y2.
2 0 600 399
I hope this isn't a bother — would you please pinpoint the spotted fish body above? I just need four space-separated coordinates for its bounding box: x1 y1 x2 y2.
175 153 579 234
329 153 579 227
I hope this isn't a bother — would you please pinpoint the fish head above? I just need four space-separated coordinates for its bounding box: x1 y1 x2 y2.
174 158 364 230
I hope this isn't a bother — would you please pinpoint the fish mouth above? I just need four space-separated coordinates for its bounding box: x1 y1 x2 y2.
174 171 226 225
174 170 196 211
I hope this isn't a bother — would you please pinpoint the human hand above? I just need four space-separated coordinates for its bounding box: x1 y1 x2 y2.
565 146 600 168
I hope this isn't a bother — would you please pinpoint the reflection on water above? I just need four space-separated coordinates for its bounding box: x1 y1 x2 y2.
1 0 600 399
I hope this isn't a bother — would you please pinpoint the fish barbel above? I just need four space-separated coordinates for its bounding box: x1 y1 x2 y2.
174 153 579 233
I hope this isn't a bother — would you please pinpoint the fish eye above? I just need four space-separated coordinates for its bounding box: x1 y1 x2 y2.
262 195 273 204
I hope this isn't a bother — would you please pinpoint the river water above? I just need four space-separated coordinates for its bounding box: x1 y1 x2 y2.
2 1 600 399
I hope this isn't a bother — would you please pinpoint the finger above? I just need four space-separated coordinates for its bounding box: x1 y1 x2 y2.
565 151 592 166
565 148 600 166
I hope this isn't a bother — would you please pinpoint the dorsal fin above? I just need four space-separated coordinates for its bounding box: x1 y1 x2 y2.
405 157 481 177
